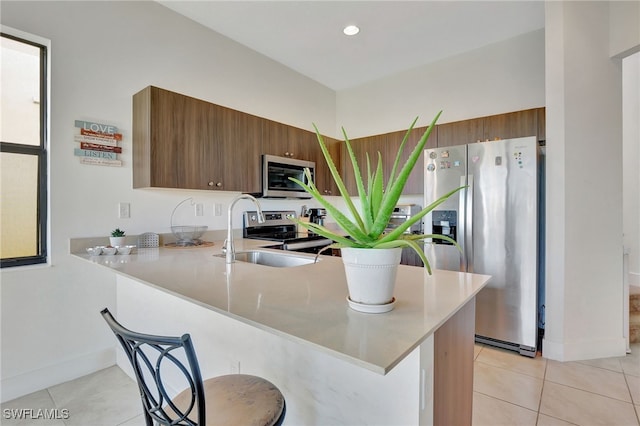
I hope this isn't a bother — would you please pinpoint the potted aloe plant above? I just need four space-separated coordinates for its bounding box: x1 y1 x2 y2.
290 111 463 312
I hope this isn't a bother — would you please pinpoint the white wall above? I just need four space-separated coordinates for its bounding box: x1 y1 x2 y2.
336 29 545 138
0 0 336 402
610 0 640 58
623 52 640 286
543 1 626 361
612 0 640 286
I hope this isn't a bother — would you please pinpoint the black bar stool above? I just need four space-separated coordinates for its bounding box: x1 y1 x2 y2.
101 308 286 426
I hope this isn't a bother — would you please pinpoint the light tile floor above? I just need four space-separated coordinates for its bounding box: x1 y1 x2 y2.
2 344 639 425
473 343 640 426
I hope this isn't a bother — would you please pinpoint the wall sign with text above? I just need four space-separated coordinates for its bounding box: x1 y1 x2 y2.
74 120 123 167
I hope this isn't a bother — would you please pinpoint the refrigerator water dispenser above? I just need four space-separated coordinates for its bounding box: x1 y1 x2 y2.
431 210 457 245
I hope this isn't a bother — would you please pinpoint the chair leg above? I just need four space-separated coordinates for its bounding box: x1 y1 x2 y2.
142 404 153 426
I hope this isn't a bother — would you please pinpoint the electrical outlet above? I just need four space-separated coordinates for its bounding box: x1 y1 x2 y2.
118 202 130 219
214 203 222 216
195 203 204 216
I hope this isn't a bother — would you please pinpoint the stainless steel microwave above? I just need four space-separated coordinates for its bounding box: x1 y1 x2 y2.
262 154 315 198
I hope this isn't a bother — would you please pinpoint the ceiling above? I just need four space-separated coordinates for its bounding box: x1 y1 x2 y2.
158 1 545 91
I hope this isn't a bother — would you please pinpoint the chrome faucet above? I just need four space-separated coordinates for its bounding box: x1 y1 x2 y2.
223 194 265 264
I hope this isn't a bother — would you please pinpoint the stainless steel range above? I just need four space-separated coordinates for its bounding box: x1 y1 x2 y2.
243 210 332 253
385 204 422 234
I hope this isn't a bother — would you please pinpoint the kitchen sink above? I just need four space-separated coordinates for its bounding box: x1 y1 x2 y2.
215 250 319 268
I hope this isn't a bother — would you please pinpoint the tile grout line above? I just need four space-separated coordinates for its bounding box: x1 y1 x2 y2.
116 413 142 426
545 358 639 405
535 353 549 425
541 375 635 405
473 390 539 415
474 358 546 381
45 387 70 426
623 373 640 425
573 358 625 374
474 344 484 361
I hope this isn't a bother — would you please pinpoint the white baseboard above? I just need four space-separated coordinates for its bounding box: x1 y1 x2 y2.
0 347 115 403
542 336 627 361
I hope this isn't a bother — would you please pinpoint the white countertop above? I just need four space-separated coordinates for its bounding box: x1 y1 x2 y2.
72 238 490 374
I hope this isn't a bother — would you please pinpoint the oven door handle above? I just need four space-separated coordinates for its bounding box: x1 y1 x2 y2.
284 239 332 250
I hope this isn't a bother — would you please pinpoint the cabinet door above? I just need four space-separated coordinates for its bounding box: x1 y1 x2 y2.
313 135 340 196
386 125 437 195
483 109 538 141
537 107 546 142
436 118 484 147
146 87 216 190
262 120 311 161
262 120 287 158
293 127 315 161
216 108 262 193
342 134 389 196
132 88 151 188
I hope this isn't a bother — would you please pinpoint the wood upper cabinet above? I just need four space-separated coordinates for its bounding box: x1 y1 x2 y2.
343 125 435 195
133 86 211 189
132 85 546 196
262 120 312 161
437 108 545 148
132 86 261 192
537 107 546 142
313 135 340 196
341 134 386 196
218 107 262 193
391 125 437 195
436 117 484 147
262 120 337 194
483 108 539 141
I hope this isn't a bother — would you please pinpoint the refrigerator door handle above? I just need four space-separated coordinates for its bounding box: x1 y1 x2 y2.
466 174 474 273
459 175 467 272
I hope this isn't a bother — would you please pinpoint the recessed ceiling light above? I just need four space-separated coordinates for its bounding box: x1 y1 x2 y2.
343 25 360 36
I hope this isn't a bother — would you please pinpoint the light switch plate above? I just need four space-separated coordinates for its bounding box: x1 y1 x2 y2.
118 202 130 219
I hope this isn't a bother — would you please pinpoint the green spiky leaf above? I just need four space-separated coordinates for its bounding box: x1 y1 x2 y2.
290 112 464 274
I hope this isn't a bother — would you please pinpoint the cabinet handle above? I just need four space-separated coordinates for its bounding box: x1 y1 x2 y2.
208 181 223 188
208 181 214 187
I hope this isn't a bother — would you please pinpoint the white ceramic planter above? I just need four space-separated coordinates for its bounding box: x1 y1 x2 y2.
109 236 126 247
341 247 402 312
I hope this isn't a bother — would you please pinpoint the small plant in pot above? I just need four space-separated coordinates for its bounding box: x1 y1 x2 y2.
290 111 463 313
109 228 126 247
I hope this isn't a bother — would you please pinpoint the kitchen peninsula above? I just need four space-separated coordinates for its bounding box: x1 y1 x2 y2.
72 237 490 425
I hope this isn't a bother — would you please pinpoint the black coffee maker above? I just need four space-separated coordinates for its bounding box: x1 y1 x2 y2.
308 208 326 226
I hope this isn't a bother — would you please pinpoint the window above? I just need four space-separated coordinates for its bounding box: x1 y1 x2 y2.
1 31 48 267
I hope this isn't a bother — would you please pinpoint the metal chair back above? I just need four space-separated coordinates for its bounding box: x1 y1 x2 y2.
101 308 205 426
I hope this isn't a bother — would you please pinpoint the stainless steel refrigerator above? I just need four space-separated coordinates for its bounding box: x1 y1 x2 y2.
423 137 539 357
